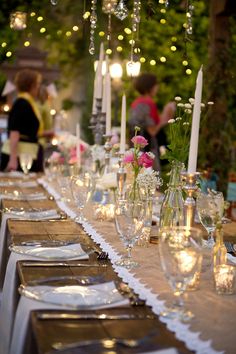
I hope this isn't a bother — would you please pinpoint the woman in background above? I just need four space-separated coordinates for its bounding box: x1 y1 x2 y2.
129 73 175 170
1 69 44 172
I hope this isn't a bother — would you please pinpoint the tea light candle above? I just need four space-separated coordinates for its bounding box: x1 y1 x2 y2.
214 264 235 295
175 250 198 273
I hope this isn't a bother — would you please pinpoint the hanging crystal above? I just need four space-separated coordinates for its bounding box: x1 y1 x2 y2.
89 0 97 55
114 0 129 20
130 1 141 62
102 0 118 14
186 2 194 35
50 0 58 5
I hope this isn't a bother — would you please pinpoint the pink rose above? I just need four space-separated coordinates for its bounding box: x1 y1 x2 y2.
123 151 135 164
68 156 77 165
131 135 148 148
138 152 154 168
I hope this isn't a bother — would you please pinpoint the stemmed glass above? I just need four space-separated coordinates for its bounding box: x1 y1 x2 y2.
115 199 144 269
19 153 33 177
70 174 91 223
196 191 224 248
159 226 203 321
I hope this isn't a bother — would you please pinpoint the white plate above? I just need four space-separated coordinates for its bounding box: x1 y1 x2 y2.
20 281 129 309
9 243 89 260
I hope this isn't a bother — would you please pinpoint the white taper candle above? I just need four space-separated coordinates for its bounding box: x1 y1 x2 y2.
187 66 203 173
120 94 126 154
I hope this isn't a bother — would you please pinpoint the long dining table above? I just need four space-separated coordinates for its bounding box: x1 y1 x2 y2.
0 172 235 354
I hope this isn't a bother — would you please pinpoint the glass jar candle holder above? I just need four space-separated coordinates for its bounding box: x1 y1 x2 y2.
214 264 235 295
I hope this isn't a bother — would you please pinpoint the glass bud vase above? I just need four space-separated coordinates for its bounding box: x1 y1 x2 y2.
159 160 185 228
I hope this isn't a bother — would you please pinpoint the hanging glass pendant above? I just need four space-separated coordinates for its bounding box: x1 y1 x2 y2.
102 0 118 14
10 11 27 30
50 0 58 5
114 0 129 20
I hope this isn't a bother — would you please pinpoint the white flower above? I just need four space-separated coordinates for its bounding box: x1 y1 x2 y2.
91 145 105 162
183 122 190 126
189 98 195 104
96 172 117 190
177 103 184 107
175 117 182 121
207 101 214 105
175 96 182 101
184 109 192 114
201 103 205 108
168 119 175 124
184 103 192 109
159 145 167 156
137 169 162 193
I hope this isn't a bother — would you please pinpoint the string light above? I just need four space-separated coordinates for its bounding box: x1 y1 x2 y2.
116 46 123 52
40 27 46 33
118 34 124 40
160 19 166 24
150 59 156 66
37 16 43 21
83 11 90 19
6 51 12 57
160 56 166 62
73 26 79 31
170 45 177 51
30 12 36 17
186 68 192 75
24 41 30 46
124 28 131 34
140 57 146 63
106 48 112 55
99 31 105 36
1 42 7 48
182 60 188 66
65 31 72 37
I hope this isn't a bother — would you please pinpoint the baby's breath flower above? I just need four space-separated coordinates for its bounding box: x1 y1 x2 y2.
189 98 195 104
184 109 192 114
177 103 184 107
175 117 182 121
168 119 175 124
175 96 182 101
184 103 192 109
207 101 214 105
201 103 205 108
137 170 162 194
183 122 190 126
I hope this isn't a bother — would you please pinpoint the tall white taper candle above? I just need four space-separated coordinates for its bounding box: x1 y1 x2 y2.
76 123 81 169
95 42 104 99
187 66 203 173
105 73 111 135
120 94 126 154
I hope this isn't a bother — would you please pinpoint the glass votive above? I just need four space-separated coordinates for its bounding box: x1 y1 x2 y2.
214 264 235 295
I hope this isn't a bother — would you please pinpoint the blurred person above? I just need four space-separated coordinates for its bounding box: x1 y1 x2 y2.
1 69 45 172
129 73 175 170
37 84 54 147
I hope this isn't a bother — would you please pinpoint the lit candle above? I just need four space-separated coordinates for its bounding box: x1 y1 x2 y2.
175 250 198 273
187 66 203 173
95 42 104 99
119 94 126 154
214 264 235 295
105 73 111 135
76 123 81 169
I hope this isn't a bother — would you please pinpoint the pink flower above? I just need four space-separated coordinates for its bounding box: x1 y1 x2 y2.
138 152 154 168
68 156 78 165
50 151 61 162
131 135 148 148
123 151 135 164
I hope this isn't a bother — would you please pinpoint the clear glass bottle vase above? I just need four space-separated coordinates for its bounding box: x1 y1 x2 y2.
159 160 185 228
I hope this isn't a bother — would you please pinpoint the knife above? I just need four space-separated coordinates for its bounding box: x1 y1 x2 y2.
37 313 155 320
21 262 108 267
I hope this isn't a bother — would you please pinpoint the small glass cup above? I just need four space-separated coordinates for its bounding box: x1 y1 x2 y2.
214 264 235 295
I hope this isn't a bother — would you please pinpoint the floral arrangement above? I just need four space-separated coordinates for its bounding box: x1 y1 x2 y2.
162 96 214 165
123 126 155 200
137 169 162 197
49 132 88 165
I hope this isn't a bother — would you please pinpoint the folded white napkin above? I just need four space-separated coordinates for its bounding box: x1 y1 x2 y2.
139 349 178 354
6 209 59 220
10 243 89 260
0 192 47 200
21 281 128 309
0 180 38 188
227 253 236 264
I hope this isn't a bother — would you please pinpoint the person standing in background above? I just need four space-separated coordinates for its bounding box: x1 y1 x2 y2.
37 85 54 148
1 69 48 172
129 73 175 171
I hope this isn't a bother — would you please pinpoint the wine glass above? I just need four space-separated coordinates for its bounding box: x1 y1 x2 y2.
196 191 224 248
70 174 91 223
19 153 33 177
115 199 144 269
159 226 203 321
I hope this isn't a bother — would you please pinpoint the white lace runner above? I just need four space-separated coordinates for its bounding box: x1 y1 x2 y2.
38 177 225 354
